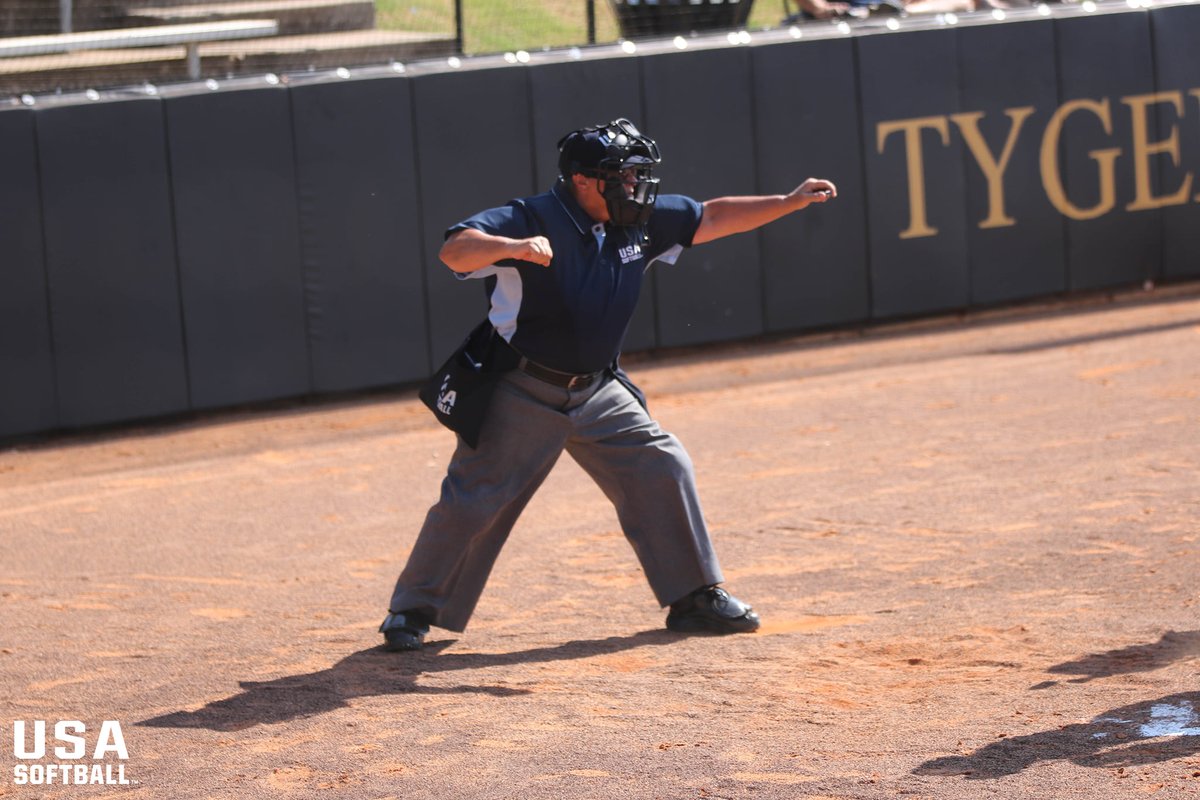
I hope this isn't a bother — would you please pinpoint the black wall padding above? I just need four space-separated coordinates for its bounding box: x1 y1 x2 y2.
163 85 311 410
1149 4 1200 280
289 75 430 391
752 38 870 333
526 57 658 353
641 47 763 348
410 68 536 362
957 19 1066 306
1054 12 1161 291
11 7 1200 444
0 108 57 438
858 28 969 319
35 97 189 429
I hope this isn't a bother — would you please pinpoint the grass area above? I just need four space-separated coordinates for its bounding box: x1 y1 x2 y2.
375 0 790 55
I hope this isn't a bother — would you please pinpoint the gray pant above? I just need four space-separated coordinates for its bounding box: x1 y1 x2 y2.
388 368 724 632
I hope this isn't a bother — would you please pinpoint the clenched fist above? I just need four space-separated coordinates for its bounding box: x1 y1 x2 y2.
509 236 553 267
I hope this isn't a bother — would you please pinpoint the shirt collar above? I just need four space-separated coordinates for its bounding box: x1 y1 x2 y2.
552 179 601 238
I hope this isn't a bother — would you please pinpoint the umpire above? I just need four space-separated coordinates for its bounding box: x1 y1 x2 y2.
381 118 836 651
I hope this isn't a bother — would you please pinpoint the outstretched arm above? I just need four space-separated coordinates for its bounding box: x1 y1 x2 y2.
440 227 554 273
692 178 837 246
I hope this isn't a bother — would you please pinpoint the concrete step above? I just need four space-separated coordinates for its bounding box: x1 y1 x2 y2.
125 0 376 36
0 29 456 94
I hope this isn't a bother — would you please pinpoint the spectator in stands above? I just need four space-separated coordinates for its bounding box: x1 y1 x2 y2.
786 0 1024 21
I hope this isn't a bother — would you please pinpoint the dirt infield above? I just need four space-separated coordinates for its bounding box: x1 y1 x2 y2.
3 284 1199 799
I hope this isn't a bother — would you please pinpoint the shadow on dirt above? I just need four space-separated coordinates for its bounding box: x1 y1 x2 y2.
984 317 1200 355
1030 630 1200 689
137 629 681 732
914 692 1200 779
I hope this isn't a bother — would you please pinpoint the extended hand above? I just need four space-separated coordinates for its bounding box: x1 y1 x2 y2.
789 178 838 209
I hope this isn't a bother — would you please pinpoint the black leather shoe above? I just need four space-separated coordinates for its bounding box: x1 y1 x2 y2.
379 610 430 652
666 586 761 634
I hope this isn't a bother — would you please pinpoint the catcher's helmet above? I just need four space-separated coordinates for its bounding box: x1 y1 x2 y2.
557 118 661 227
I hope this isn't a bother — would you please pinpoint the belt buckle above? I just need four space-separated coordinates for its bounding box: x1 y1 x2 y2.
567 374 583 390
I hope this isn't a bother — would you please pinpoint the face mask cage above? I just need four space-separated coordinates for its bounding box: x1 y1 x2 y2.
596 168 660 227
558 118 663 227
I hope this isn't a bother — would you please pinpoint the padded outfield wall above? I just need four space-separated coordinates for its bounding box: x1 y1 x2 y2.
3 3 1200 440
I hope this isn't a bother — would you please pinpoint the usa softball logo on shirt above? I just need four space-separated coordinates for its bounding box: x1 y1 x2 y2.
617 243 642 264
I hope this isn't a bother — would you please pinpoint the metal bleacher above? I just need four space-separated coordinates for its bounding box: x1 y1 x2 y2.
1 0 456 95
0 19 280 79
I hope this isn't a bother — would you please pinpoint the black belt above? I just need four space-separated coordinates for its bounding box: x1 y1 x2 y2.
516 357 603 390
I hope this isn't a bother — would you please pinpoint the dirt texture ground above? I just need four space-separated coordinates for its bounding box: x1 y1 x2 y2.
2 284 1199 800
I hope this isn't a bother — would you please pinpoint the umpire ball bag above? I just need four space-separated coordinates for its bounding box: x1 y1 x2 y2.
418 320 518 449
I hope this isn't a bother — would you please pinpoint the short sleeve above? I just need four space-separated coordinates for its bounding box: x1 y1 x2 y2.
445 200 535 241
643 194 703 262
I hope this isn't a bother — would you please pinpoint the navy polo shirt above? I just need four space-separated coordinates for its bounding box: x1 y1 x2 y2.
447 180 703 374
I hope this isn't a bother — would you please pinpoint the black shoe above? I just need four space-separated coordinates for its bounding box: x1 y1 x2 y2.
379 610 430 652
666 585 761 634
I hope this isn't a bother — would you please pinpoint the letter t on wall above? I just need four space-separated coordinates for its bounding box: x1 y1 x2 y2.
877 116 951 239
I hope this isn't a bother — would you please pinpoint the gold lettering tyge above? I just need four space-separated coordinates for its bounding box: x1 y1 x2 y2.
876 90 1200 237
